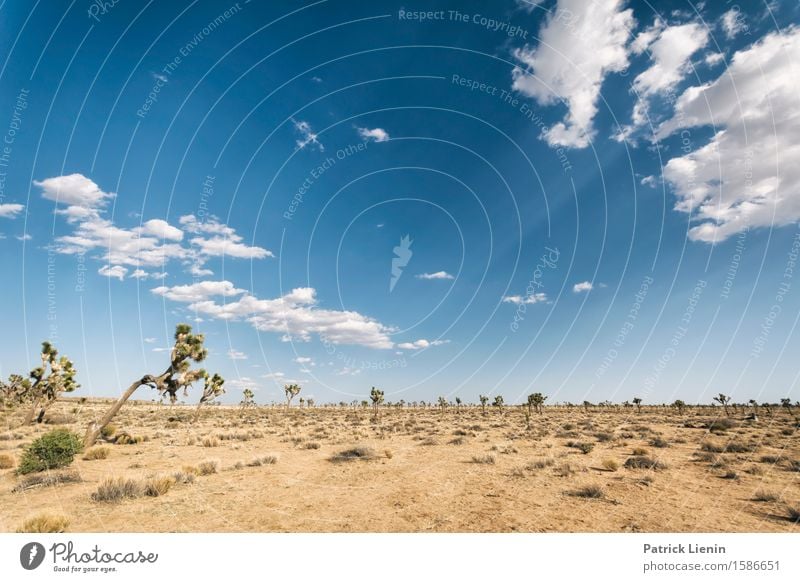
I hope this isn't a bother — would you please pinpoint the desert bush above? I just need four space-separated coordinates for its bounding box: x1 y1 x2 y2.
631 447 648 456
724 441 757 453
143 476 173 497
526 458 555 470
624 456 667 470
448 437 465 445
700 442 725 453
752 490 780 502
304 442 321 450
100 424 117 439
555 463 575 477
197 460 219 475
602 458 619 471
91 477 143 502
0 453 15 469
471 454 496 464
759 455 784 464
330 447 377 462
787 505 800 524
172 471 196 484
567 441 594 454
82 446 110 461
18 429 82 474
16 513 69 533
202 436 219 448
650 437 670 448
595 432 615 442
708 418 735 433
12 470 81 492
722 470 739 480
570 485 604 499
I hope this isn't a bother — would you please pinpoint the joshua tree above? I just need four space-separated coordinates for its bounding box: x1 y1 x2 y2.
307 398 315 408
479 395 489 415
748 399 759 414
370 386 384 416
781 398 795 417
455 397 462 413
632 397 642 413
21 342 79 425
527 392 547 415
195 373 225 420
0 374 32 409
582 400 592 411
84 324 211 447
492 395 504 414
713 393 731 416
672 399 686 414
284 383 301 409
437 396 448 414
240 388 256 408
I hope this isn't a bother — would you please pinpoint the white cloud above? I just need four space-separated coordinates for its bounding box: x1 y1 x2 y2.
396 339 449 350
502 293 548 305
227 349 248 360
415 271 454 280
704 52 725 66
34 173 114 207
357 127 390 142
138 218 183 241
152 280 246 302
293 356 313 365
511 0 635 148
261 371 285 380
227 377 259 391
16 234 32 241
155 282 396 349
573 281 594 293
144 337 157 343
618 22 709 140
292 119 324 151
98 264 127 280
0 203 24 218
657 28 800 242
190 234 272 260
640 175 657 187
720 9 744 39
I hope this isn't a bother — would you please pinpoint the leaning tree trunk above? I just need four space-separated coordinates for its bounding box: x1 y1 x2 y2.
84 377 150 448
21 398 42 426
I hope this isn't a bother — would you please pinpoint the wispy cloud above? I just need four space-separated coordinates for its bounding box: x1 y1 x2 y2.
356 126 390 142
415 271 454 280
502 293 548 305
573 281 593 293
0 203 24 218
292 118 324 151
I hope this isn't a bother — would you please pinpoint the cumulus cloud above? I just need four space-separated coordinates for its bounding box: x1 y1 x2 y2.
357 127 390 142
153 282 396 349
292 118 324 151
34 173 114 207
720 9 745 39
511 0 635 148
415 271 454 280
396 339 449 350
34 175 273 280
573 281 594 293
98 264 127 280
0 203 24 218
657 28 800 242
502 293 548 305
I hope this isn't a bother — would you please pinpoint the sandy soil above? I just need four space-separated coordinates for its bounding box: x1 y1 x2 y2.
1 400 798 532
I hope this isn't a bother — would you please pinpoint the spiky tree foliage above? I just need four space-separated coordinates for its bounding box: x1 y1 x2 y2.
527 392 547 415
781 398 795 417
84 324 211 447
0 374 32 408
307 398 315 408
672 399 686 414
479 395 489 415
195 373 225 420
284 383 301 409
492 395 504 414
369 387 384 416
632 397 642 413
455 397 462 413
240 388 256 408
22 342 79 425
713 393 731 416
583 400 592 411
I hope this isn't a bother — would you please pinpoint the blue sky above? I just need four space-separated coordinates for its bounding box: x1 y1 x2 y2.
1 0 799 405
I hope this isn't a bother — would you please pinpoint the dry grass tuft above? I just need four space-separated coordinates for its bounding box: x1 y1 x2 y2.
143 476 173 497
82 446 110 460
91 477 144 503
330 447 377 462
752 490 780 502
12 470 82 492
601 458 619 471
16 513 70 533
0 453 16 469
624 456 667 470
197 460 219 475
471 454 496 464
570 485 605 499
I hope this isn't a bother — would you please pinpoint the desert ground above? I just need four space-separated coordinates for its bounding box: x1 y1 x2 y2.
1 399 798 533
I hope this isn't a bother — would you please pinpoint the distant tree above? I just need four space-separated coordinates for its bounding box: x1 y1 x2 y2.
748 399 759 414
583 400 592 411
437 396 447 414
21 342 79 425
672 399 686 414
527 392 547 415
240 388 256 408
370 387 384 416
455 397 462 413
307 398 315 408
284 383 301 409
0 374 31 409
479 395 489 415
84 324 212 447
492 395 504 414
195 373 225 420
713 393 731 416
781 398 795 417
632 397 642 413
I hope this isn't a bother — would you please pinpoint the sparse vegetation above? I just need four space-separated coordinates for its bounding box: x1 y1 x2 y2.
16 513 70 533
17 429 82 474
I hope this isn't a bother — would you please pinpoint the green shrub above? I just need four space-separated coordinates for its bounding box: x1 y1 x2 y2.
17 429 82 474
